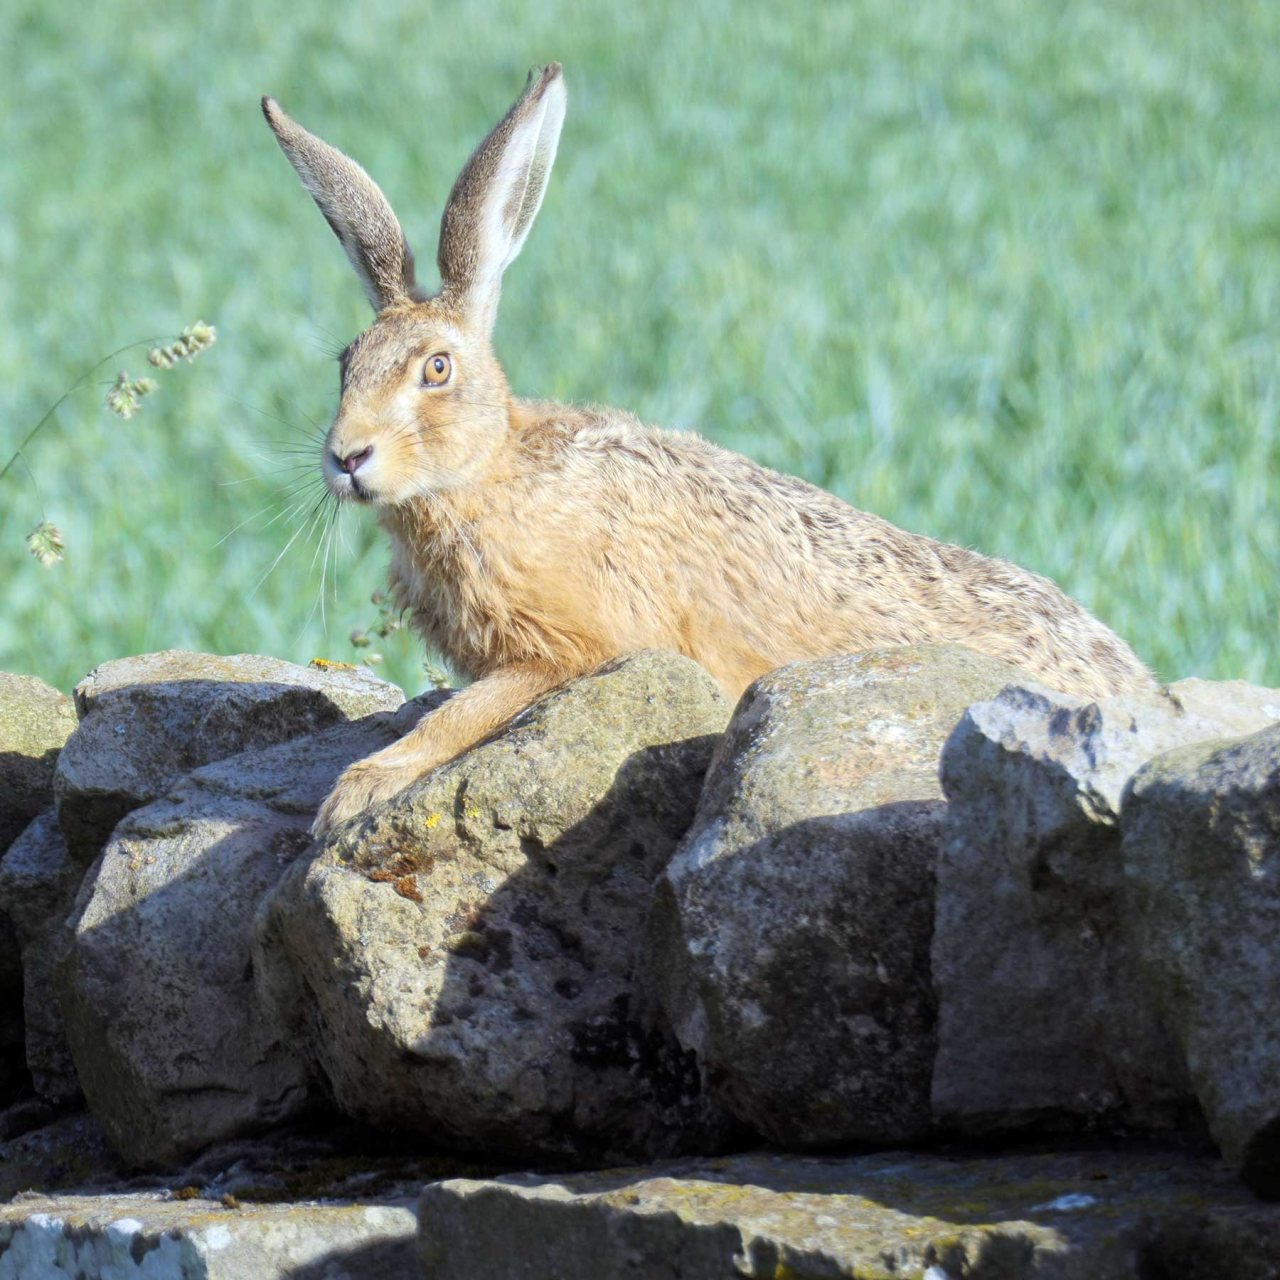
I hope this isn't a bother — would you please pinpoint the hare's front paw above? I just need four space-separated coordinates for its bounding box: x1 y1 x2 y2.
312 758 422 837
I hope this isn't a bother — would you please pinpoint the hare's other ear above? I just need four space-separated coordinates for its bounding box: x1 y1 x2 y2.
262 97 418 313
437 63 566 333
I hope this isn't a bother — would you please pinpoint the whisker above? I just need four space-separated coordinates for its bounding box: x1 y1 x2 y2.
247 511 316 600
247 481 333 597
249 443 326 461
304 491 336 583
220 393 330 441
302 499 341 636
223 459 316 485
327 504 342 614
261 489 325 535
296 405 329 434
249 438 325 453
308 322 348 360
213 487 316 548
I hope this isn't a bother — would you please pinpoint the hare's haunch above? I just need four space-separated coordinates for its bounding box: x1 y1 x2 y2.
262 65 1153 834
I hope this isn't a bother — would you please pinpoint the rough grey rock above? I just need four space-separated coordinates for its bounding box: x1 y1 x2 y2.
0 1194 417 1279
57 696 439 1169
418 1148 1280 1280
54 651 404 864
1123 723 1280 1196
932 676 1280 1134
651 645 1026 1147
0 1111 121 1202
258 651 733 1163
0 672 77 853
0 811 82 1103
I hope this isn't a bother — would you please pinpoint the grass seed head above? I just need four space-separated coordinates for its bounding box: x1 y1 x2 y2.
105 371 139 419
26 520 65 567
104 371 159 418
149 320 217 368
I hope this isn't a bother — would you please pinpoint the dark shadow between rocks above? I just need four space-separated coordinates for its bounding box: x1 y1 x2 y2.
281 1233 419 1280
0 746 63 850
1241 1116 1280 1200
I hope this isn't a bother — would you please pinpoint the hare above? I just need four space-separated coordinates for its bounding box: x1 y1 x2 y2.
263 64 1154 835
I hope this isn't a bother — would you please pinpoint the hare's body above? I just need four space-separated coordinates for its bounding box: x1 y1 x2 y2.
385 399 1149 703
263 65 1152 832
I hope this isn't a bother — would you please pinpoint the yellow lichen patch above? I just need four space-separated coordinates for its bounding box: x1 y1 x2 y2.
309 658 358 671
424 812 442 829
443 930 490 956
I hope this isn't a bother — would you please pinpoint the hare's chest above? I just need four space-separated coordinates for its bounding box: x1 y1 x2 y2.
387 535 496 678
389 520 562 678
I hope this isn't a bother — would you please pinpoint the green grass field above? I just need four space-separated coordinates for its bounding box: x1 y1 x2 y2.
2 0 1277 696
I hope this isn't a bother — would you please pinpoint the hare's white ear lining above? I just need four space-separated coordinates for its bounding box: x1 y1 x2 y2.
439 65 567 333
489 70 567 276
261 96 419 313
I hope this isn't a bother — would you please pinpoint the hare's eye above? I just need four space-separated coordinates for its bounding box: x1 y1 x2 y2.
422 354 452 388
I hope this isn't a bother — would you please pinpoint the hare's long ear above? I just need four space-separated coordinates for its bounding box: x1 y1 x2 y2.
262 97 418 313
437 64 566 334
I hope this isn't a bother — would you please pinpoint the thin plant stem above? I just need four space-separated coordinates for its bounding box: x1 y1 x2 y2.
0 337 166 488
16 451 46 520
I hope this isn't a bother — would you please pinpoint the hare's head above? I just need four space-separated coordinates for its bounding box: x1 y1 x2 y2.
263 65 566 506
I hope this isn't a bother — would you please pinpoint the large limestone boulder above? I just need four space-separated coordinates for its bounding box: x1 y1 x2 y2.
54 651 403 863
933 677 1280 1135
419 1148 1280 1280
258 651 734 1163
0 811 82 1104
56 696 438 1169
0 673 77 853
651 644 1026 1147
1123 723 1280 1196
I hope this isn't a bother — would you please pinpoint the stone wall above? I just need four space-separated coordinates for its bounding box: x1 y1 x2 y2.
3 644 1280 1276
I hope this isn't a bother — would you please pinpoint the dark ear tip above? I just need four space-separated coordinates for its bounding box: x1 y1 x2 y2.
532 63 563 96
261 96 283 128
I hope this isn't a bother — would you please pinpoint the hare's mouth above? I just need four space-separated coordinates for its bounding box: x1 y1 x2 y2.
323 444 380 504
324 467 378 506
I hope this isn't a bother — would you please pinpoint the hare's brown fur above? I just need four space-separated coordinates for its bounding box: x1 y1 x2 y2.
263 66 1153 832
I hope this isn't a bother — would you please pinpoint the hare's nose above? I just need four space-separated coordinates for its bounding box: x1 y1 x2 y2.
335 445 373 475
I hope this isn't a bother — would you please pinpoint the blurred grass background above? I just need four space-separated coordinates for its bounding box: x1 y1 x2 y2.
2 0 1277 695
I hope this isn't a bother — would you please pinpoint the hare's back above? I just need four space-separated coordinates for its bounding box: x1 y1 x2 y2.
529 409 1152 700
